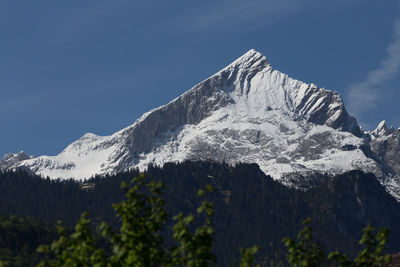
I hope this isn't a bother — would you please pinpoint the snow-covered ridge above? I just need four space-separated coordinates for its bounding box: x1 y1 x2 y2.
370 120 396 139
0 151 34 171
1 49 399 200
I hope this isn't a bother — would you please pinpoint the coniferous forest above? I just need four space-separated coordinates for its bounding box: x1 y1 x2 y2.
1 161 400 265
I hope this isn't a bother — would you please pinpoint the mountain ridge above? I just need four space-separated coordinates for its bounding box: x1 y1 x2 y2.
1 49 399 200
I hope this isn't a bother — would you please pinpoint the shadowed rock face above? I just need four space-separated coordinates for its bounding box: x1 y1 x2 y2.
123 50 361 156
124 78 235 154
370 129 400 175
294 86 361 136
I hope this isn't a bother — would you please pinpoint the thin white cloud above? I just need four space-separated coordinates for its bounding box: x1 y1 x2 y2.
41 0 364 46
347 17 400 117
183 0 362 32
191 0 291 30
0 94 44 118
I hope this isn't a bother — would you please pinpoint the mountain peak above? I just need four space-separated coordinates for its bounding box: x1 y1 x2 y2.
372 120 395 137
236 49 266 63
377 120 388 131
224 49 269 72
0 50 379 191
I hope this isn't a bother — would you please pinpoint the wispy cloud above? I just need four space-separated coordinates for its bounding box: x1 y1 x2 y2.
190 0 292 30
179 0 361 32
41 0 363 47
0 94 45 119
347 17 400 118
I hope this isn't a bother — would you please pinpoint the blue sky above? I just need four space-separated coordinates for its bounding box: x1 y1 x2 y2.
1 0 399 157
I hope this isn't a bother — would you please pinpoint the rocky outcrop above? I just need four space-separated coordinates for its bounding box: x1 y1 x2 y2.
0 151 34 171
370 123 400 175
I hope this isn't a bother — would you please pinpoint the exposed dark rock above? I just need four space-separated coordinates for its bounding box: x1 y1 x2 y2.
370 129 400 175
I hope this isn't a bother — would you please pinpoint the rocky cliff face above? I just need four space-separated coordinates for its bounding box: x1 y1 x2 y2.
0 151 34 171
370 121 400 175
123 50 361 151
1 49 399 200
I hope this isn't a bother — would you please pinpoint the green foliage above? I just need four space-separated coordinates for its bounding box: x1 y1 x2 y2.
328 225 391 267
282 218 324 267
240 245 260 267
37 213 105 267
2 163 400 265
101 173 168 266
37 174 252 266
171 184 216 267
2 164 396 266
0 213 56 266
284 219 391 267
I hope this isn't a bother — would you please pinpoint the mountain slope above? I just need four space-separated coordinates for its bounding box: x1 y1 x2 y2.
370 121 400 174
368 121 400 199
1 163 400 264
1 49 398 198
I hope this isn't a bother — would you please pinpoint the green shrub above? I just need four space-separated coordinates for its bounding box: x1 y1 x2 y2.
34 174 391 266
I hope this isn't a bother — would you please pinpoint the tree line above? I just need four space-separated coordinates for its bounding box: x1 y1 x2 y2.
0 161 400 265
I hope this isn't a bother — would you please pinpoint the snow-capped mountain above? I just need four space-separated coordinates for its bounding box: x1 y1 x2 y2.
2 49 399 199
0 151 34 171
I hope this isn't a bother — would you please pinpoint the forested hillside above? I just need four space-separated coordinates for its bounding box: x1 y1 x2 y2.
1 162 400 265
0 213 57 266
